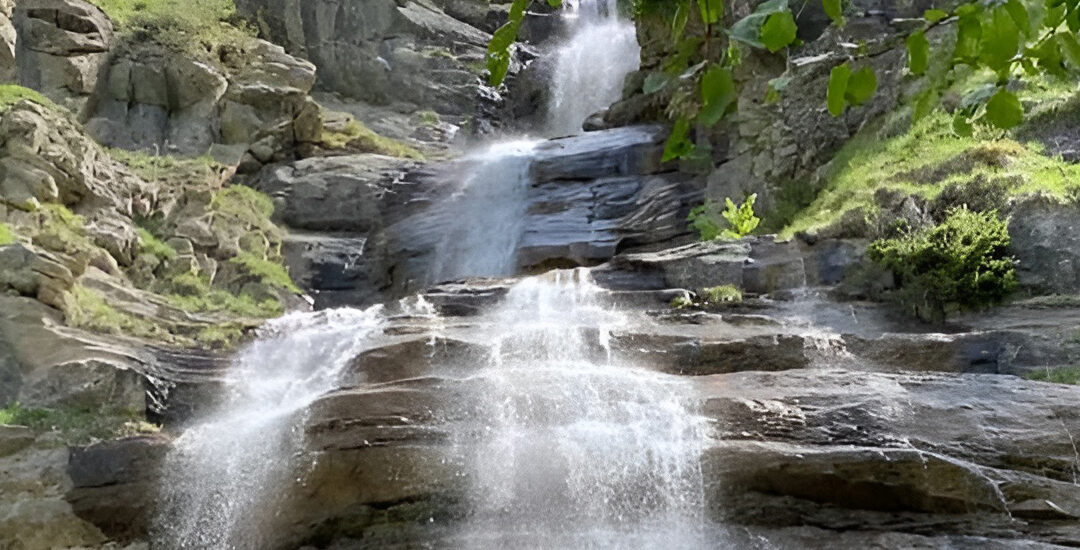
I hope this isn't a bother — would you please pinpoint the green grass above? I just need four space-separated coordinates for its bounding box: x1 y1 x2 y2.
321 120 424 160
0 402 154 445
702 284 743 305
110 148 220 185
778 78 1080 240
0 223 15 246
67 285 166 339
87 0 254 58
32 204 98 256
1025 365 1080 385
230 250 300 293
210 186 276 232
137 228 177 261
0 85 54 112
416 110 441 125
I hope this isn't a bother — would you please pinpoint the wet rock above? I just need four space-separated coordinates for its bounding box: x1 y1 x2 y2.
1009 198 1080 294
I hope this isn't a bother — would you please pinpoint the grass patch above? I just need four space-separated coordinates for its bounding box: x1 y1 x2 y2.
137 228 177 261
0 223 15 246
321 120 424 160
1025 365 1080 385
110 148 221 185
67 284 166 339
416 110 441 125
32 204 97 256
0 85 54 112
779 97 1080 240
210 185 276 232
0 402 154 445
702 285 743 305
230 250 300 293
87 0 254 57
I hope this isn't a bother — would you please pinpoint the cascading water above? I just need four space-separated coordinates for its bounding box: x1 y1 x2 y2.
546 0 641 136
153 307 389 548
455 270 709 548
427 140 539 284
151 1 708 546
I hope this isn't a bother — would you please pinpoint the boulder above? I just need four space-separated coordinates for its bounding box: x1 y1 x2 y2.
13 0 113 116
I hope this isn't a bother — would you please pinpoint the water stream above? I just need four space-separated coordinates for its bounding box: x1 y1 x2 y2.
151 2 707 548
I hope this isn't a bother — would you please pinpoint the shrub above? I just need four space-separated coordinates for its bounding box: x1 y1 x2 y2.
689 194 761 241
868 206 1016 322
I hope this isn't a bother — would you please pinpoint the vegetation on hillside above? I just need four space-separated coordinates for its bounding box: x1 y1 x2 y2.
87 0 254 57
0 85 54 112
868 207 1017 322
0 402 156 445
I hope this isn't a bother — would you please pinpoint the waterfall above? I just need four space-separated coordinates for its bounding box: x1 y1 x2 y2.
427 139 539 284
546 0 641 136
153 307 389 548
455 270 709 548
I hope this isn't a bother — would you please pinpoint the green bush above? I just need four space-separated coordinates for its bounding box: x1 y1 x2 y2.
868 207 1016 322
689 194 761 241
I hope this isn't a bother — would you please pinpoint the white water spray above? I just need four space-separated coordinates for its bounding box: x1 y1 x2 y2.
456 270 709 548
153 307 387 549
546 0 641 136
427 139 540 284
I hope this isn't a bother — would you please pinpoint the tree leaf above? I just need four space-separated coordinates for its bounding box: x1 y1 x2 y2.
979 7 1019 71
955 14 982 62
643 73 672 94
924 8 949 22
697 0 723 25
728 0 790 50
662 117 694 161
912 87 939 124
823 0 843 25
1004 0 1030 35
952 112 974 136
984 88 1023 130
547 0 563 7
906 30 930 75
761 10 798 52
845 66 877 105
699 64 737 126
1058 33 1080 70
827 62 851 116
672 0 689 43
486 51 511 86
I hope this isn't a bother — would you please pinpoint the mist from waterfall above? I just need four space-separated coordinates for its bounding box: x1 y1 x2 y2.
152 307 389 549
546 0 641 136
455 270 709 548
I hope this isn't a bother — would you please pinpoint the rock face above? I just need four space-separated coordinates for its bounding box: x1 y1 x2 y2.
252 126 706 307
63 269 1080 548
235 0 490 112
13 0 113 117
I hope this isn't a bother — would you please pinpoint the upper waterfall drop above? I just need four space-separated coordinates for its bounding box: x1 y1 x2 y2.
545 0 641 136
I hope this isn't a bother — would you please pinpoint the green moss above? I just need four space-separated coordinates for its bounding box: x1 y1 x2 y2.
67 284 166 339
0 85 54 112
0 402 154 445
321 120 424 160
165 285 283 318
0 223 15 246
137 227 177 261
702 285 743 305
230 250 300 293
1025 366 1080 385
671 295 694 309
196 322 250 348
